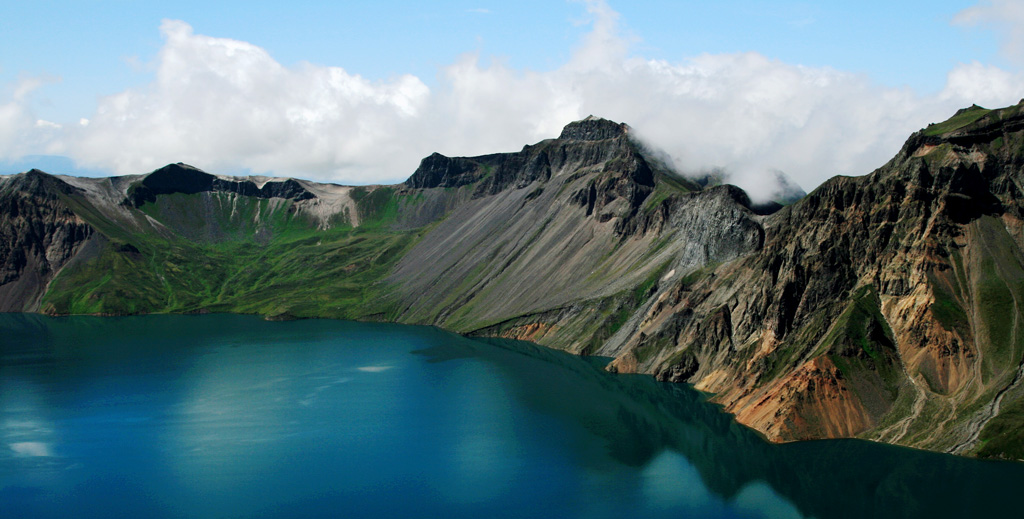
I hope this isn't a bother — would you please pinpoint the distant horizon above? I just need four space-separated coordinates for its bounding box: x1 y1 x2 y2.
0 99 1012 193
3 0 1022 196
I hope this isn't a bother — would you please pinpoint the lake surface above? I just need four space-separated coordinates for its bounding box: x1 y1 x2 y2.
1 314 1022 518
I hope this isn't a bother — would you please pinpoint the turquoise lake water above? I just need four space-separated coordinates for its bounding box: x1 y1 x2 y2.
1 313 1022 518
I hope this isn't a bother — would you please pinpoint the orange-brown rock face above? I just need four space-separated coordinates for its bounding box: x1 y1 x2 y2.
729 357 874 442
7 106 1024 459
497 322 556 343
606 102 1024 459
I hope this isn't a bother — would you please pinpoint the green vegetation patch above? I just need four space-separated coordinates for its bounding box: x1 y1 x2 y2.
756 311 830 383
823 286 895 360
352 186 400 228
972 216 1024 384
822 287 902 399
755 285 903 417
42 190 426 320
641 182 677 214
976 392 1024 459
138 192 309 243
576 261 673 357
929 268 970 336
924 106 991 136
641 172 698 214
919 142 953 167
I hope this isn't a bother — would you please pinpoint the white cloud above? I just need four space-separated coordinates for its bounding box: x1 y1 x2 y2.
4 1 1024 197
0 101 32 157
941 61 1024 106
0 77 61 158
421 2 1018 197
955 0 1024 65
68 19 430 183
426 0 1024 196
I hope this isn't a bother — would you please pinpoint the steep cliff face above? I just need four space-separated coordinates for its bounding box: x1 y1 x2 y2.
8 117 745 327
127 163 316 207
609 102 1024 457
387 117 757 353
0 171 94 311
5 108 1024 459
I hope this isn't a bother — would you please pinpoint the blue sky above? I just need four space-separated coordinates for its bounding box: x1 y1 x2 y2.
2 0 1022 194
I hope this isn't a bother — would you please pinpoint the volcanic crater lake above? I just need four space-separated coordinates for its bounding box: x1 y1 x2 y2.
1 314 1022 518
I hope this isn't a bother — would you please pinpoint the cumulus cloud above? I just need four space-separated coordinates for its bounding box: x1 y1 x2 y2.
0 97 34 158
955 0 1024 65
422 1 1021 196
941 61 1024 105
6 0 1024 196
0 76 62 159
68 20 430 182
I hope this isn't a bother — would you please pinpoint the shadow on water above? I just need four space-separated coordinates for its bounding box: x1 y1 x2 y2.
4 313 1023 518
417 334 1024 519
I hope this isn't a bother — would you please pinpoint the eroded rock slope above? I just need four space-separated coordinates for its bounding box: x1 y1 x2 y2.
607 103 1024 458
4 107 1024 459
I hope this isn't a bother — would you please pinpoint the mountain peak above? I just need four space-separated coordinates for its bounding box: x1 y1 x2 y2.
9 168 78 196
953 104 986 117
404 152 482 189
144 163 217 193
559 116 629 141
127 162 314 207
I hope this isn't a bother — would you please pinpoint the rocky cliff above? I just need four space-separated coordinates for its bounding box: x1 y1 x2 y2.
3 107 1024 459
0 171 94 311
606 102 1024 458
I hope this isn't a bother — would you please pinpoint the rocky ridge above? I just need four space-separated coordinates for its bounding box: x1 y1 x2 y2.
3 106 1024 459
0 171 94 311
605 102 1024 457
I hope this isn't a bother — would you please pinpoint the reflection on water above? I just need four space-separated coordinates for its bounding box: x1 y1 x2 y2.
1 314 1022 518
437 335 1024 518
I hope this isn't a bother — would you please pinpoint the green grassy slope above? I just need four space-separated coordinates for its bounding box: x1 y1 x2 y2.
924 105 992 137
41 188 424 320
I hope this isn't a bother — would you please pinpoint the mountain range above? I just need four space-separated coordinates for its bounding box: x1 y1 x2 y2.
2 103 1024 460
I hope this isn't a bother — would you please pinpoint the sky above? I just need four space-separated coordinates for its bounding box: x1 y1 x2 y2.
2 0 1024 197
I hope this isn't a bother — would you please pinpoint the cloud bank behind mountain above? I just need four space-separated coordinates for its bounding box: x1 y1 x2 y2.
3 1 1023 198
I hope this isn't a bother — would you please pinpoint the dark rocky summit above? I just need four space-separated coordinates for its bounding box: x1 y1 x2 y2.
558 115 630 141
403 153 486 189
128 162 315 207
4 107 1024 460
0 171 93 311
608 102 1024 457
